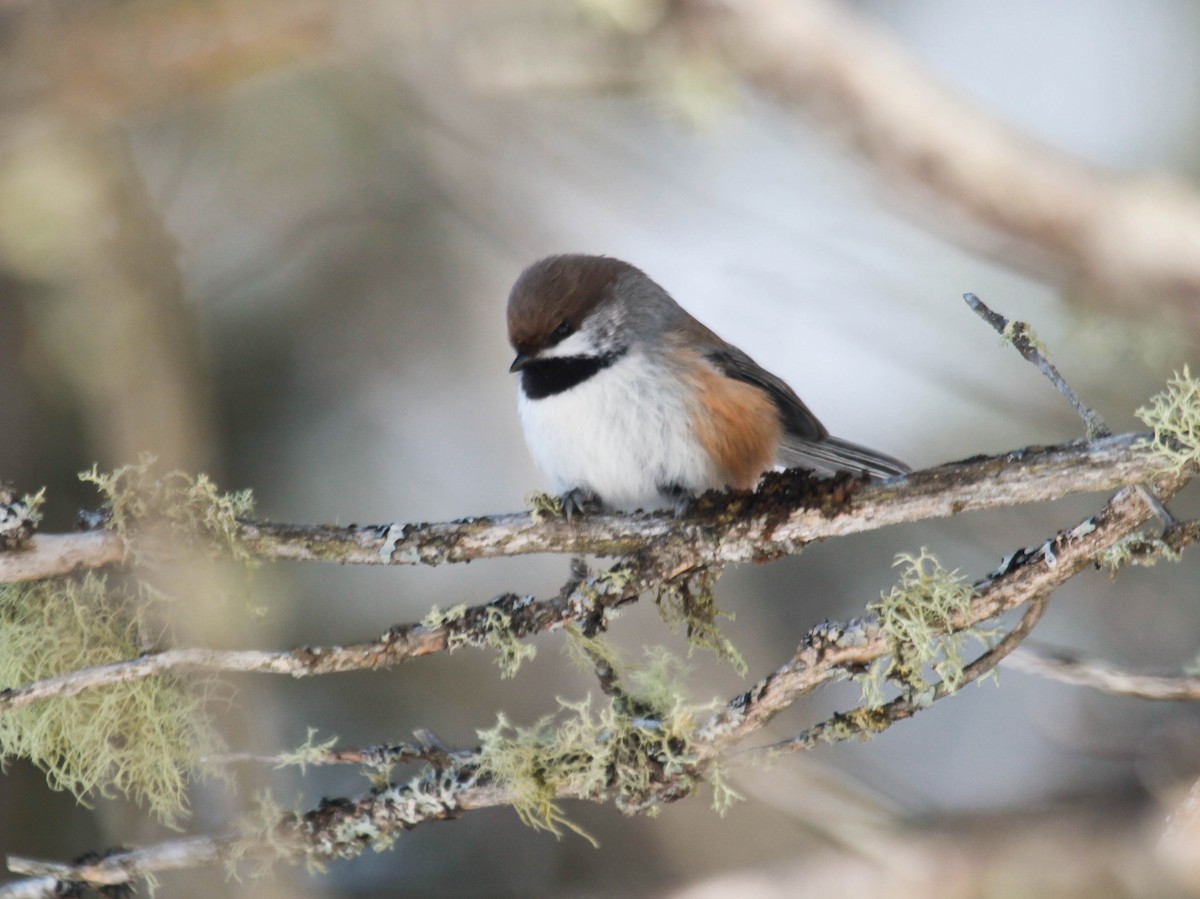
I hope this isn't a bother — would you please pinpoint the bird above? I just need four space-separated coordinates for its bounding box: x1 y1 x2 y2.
507 254 909 514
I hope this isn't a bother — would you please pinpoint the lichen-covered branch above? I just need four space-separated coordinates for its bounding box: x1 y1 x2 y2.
0 432 1169 584
696 474 1187 749
0 571 646 714
769 593 1049 753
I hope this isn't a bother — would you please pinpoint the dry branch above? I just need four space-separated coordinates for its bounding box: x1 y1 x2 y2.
0 431 1169 585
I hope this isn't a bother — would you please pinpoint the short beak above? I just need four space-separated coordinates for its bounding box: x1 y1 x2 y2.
509 352 534 373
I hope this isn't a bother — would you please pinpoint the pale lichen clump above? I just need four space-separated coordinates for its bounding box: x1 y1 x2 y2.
655 569 746 675
422 602 537 678
80 454 256 563
1098 532 1182 573
0 574 221 826
275 727 341 775
224 791 299 881
476 640 737 842
0 485 44 549
858 549 983 707
525 491 564 522
1136 366 1200 473
1001 318 1047 354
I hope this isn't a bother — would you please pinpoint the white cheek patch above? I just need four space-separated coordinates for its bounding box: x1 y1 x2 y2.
539 329 597 359
517 351 719 511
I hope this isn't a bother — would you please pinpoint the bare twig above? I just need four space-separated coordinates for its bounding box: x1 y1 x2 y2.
1004 649 1200 701
0 531 125 583
965 292 1174 526
0 432 1169 584
6 836 233 892
209 738 472 770
963 293 1109 438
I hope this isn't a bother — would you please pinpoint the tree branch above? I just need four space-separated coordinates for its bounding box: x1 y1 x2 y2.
767 592 1049 754
0 571 646 713
696 473 1187 749
0 432 1170 584
5 471 1187 896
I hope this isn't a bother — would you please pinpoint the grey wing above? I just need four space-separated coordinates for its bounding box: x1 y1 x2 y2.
705 346 910 480
703 344 828 441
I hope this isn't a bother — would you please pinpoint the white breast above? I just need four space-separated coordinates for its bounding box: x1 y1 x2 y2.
517 351 719 511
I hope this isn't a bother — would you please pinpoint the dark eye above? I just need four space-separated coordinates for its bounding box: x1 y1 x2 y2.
551 321 573 341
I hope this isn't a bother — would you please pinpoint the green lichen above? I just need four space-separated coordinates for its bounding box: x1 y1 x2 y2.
655 569 746 675
420 603 467 632
275 728 340 774
525 491 564 522
421 602 536 678
0 574 221 826
1136 366 1200 473
481 606 538 678
476 640 734 841
20 486 45 523
858 549 984 706
80 454 255 564
1098 532 1182 572
1001 319 1047 354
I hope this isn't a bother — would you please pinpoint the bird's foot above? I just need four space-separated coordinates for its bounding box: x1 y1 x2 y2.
659 483 696 519
561 487 602 522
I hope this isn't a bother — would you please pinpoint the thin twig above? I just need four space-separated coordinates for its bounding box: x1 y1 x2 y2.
963 293 1109 438
964 293 1175 526
1004 649 1200 701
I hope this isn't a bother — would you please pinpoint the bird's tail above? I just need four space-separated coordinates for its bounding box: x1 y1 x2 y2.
779 435 910 481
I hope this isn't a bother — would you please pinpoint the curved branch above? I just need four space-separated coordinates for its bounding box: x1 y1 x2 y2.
671 0 1200 320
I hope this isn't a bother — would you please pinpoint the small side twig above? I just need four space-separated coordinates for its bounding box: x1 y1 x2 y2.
965 292 1175 526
